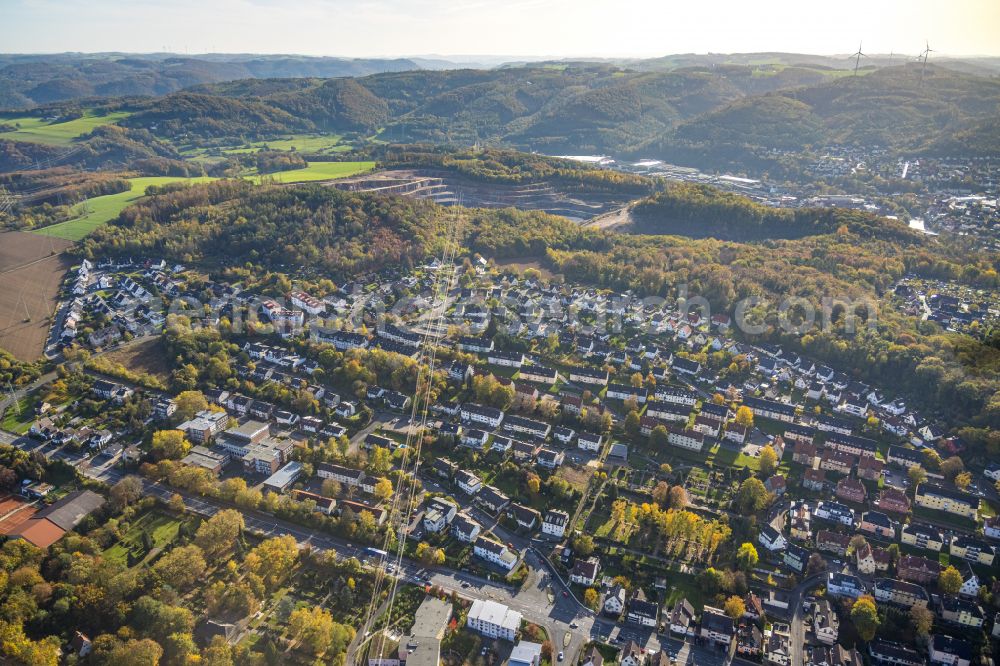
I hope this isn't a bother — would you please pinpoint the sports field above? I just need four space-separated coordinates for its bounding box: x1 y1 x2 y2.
0 111 131 145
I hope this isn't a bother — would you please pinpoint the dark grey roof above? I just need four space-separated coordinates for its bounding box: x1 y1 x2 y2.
35 490 105 531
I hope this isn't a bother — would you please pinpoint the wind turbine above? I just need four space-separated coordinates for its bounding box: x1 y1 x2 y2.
919 40 934 84
851 42 867 76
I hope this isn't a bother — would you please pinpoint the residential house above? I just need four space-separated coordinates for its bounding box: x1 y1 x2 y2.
569 557 600 586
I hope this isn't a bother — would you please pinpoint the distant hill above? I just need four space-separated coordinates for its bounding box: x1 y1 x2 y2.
0 53 422 110
639 63 1000 167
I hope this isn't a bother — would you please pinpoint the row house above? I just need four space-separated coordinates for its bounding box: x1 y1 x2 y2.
815 414 853 436
477 485 510 513
868 641 923 666
819 450 855 476
950 536 995 566
886 445 924 469
816 530 850 557
873 578 929 609
825 433 878 459
699 403 730 422
938 597 984 629
460 403 504 429
783 423 816 445
568 366 609 386
835 477 866 504
645 400 690 423
859 511 896 540
666 426 706 452
488 350 525 368
312 328 369 351
875 488 910 514
519 365 557 385
857 455 884 481
901 523 945 552
914 484 978 520
606 383 648 404
503 414 551 440
742 396 796 423
896 555 941 585
653 386 698 407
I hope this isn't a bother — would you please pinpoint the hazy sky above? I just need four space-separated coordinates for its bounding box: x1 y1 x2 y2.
3 0 999 59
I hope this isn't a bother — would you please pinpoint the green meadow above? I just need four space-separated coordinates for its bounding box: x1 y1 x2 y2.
248 160 374 183
0 111 131 145
32 161 375 241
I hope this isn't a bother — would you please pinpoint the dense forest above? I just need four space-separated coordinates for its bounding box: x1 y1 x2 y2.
80 182 457 276
370 145 660 196
0 53 421 109
630 182 921 241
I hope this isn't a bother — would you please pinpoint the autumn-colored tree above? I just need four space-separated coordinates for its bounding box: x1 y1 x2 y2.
572 533 595 557
734 405 754 428
289 605 336 655
174 390 209 421
583 588 599 609
651 480 670 507
194 509 244 562
723 595 745 619
526 472 541 494
850 595 880 642
151 429 191 460
109 475 143 512
908 465 928 487
909 604 933 636
736 542 759 571
668 486 688 509
954 471 972 490
758 445 778 476
153 544 207 591
734 477 770 513
939 565 963 595
373 478 393 501
246 535 299 590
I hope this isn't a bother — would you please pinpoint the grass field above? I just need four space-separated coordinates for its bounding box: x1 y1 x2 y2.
32 175 216 241
1 391 44 434
103 510 184 566
182 133 350 157
249 160 375 183
32 161 375 241
0 111 131 145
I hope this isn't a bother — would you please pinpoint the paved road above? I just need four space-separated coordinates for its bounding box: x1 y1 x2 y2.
7 431 596 663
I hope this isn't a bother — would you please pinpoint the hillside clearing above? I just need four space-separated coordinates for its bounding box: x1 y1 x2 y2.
0 111 131 145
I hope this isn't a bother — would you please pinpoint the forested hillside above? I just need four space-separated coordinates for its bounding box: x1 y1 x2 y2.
630 182 921 241
0 53 420 109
